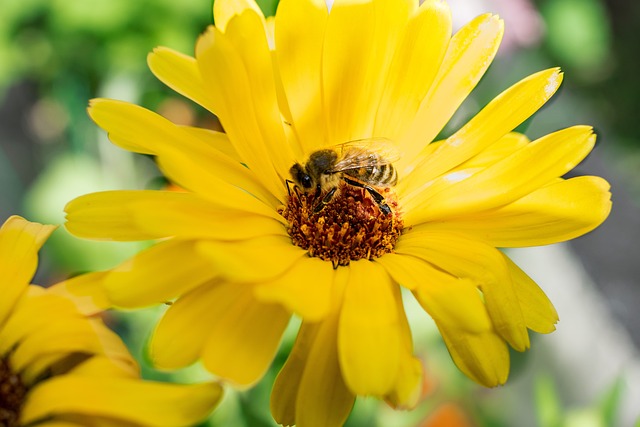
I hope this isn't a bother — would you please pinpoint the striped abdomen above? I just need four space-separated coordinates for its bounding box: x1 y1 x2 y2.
344 163 397 188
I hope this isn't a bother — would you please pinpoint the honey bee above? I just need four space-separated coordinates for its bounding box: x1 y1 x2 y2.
288 138 399 215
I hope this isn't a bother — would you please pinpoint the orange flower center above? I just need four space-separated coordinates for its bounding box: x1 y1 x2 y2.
281 183 403 267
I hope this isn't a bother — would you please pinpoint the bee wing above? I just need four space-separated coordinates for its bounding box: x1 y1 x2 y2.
329 137 401 172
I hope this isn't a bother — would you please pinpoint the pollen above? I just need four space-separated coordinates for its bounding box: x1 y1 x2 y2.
281 184 403 267
0 356 26 427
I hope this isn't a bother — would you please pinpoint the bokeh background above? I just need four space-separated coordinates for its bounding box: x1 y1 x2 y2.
1 0 639 425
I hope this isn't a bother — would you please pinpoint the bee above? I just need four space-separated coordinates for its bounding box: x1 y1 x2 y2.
288 138 399 215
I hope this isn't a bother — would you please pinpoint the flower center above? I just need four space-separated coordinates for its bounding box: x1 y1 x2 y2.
0 356 26 427
281 183 403 267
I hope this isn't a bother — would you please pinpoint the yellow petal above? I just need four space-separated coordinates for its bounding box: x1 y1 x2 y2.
156 145 282 213
198 282 290 387
374 253 431 290
402 67 562 189
226 11 296 174
421 176 612 247
438 322 509 387
47 272 111 315
384 284 423 410
66 188 284 242
129 186 289 237
88 99 279 206
412 276 509 387
338 260 400 396
101 240 218 308
398 133 529 199
271 51 305 163
322 0 413 144
373 0 452 139
397 232 529 351
401 164 484 220
386 352 423 410
13 309 132 377
36 421 85 427
147 47 217 114
195 25 289 199
64 190 172 241
387 257 489 333
11 317 101 375
88 318 139 373
197 235 307 283
150 281 223 370
271 268 351 427
152 281 290 387
265 16 276 47
0 216 56 325
69 356 137 379
87 98 153 155
505 255 559 333
254 256 334 322
13 306 134 384
214 0 264 32
178 125 241 163
21 353 119 389
456 132 530 169
410 125 595 223
271 322 320 427
399 13 503 168
295 317 356 427
22 377 222 427
0 291 79 357
484 276 530 352
272 316 356 427
274 0 328 153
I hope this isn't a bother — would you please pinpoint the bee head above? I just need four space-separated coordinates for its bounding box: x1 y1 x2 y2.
290 163 314 190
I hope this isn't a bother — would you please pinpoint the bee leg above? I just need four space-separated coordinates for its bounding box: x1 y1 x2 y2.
313 187 337 213
285 179 295 197
342 177 392 215
285 180 304 199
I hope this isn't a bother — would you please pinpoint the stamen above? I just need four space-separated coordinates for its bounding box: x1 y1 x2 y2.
0 356 26 427
281 183 403 267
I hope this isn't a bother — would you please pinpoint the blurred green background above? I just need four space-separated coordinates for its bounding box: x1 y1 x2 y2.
1 0 639 426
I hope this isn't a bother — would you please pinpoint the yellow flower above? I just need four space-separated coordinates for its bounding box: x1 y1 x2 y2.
62 0 612 425
0 216 222 426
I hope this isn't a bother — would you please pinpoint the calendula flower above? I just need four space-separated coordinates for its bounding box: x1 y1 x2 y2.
0 216 222 426
62 0 612 425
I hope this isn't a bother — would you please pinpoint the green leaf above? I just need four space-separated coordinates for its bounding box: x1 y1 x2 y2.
599 377 624 427
541 0 611 77
534 375 562 427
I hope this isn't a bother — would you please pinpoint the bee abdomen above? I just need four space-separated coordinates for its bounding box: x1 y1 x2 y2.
345 163 397 187
369 164 397 187
379 164 397 186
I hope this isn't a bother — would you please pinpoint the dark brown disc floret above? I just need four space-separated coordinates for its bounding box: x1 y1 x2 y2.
281 183 403 267
0 356 26 427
